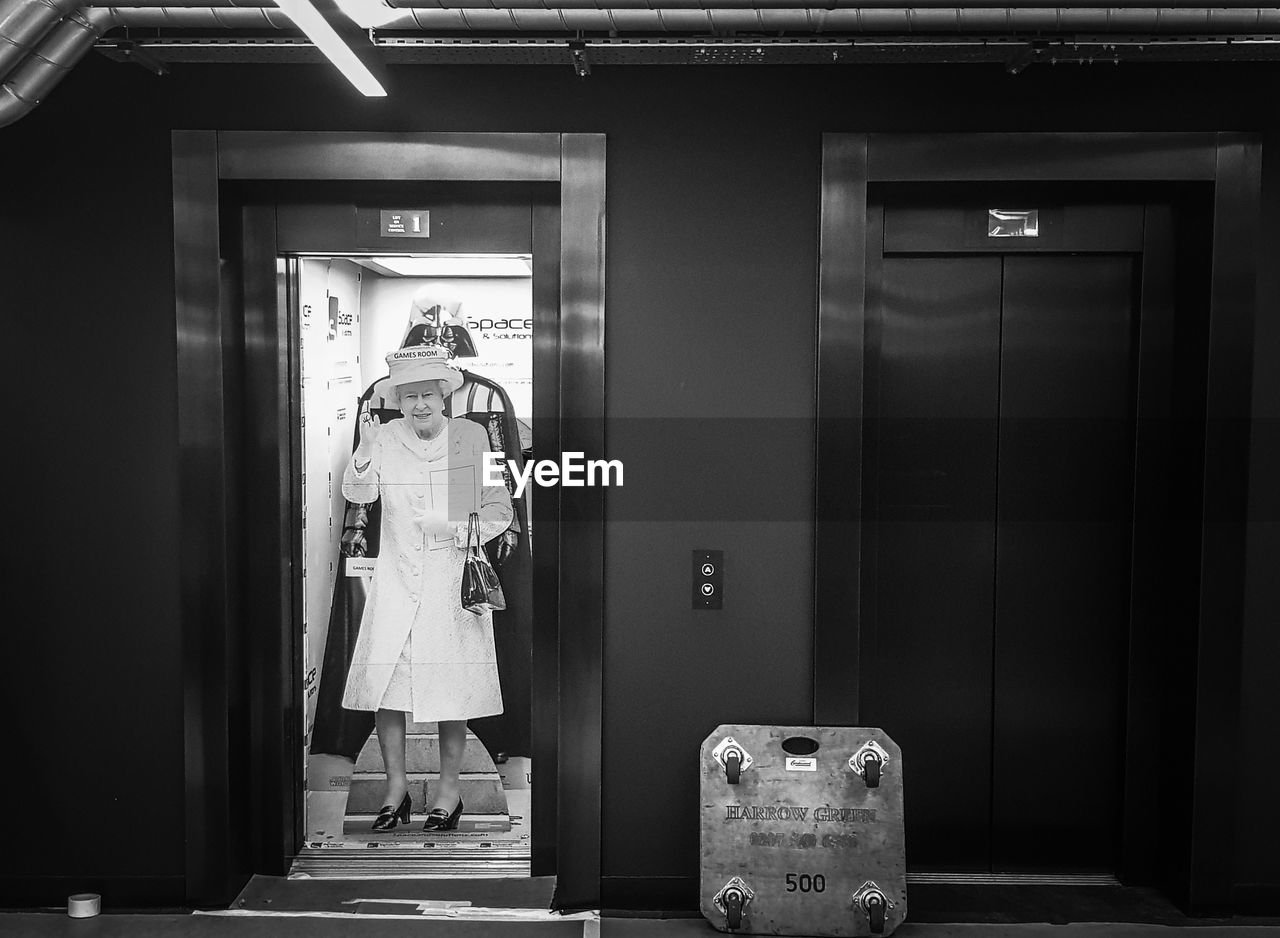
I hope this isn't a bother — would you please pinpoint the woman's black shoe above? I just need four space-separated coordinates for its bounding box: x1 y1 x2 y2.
371 792 412 831
423 798 464 832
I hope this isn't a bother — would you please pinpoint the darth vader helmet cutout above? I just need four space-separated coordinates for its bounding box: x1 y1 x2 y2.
400 284 478 357
438 320 478 358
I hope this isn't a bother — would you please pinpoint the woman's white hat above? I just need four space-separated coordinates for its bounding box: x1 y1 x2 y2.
385 345 464 405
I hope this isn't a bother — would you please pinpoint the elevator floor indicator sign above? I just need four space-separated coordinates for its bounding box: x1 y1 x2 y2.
380 209 430 238
700 725 907 937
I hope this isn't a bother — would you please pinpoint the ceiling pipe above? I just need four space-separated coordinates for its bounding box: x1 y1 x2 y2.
381 0 1280 7
92 5 288 25
1 6 113 127
94 0 1280 7
96 5 1280 32
4 1 1277 125
1 0 86 79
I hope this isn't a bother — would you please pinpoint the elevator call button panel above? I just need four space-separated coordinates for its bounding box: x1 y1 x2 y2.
694 549 724 610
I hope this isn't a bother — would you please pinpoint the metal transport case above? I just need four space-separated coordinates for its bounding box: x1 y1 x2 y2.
700 725 907 936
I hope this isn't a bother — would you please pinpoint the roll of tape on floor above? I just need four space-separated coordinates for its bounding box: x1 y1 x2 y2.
67 893 101 918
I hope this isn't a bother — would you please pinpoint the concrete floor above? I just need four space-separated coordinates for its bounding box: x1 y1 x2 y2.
6 913 1280 937
7 876 1279 937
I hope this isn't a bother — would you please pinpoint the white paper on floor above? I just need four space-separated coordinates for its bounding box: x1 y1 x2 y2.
198 908 602 922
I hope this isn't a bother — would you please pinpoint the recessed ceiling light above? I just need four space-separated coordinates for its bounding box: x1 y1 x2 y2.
355 256 533 278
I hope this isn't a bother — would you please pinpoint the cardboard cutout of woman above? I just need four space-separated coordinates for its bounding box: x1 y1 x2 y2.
340 346 512 830
309 287 533 779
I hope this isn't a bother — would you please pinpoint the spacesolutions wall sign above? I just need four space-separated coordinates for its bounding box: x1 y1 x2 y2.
380 209 430 238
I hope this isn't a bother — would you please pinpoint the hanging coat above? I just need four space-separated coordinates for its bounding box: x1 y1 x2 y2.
341 416 513 722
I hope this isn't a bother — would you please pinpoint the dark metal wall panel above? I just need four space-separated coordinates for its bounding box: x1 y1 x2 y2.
1156 193 1216 906
274 201 533 255
531 202 562 878
218 132 562 182
814 133 869 726
864 252 1002 871
883 202 1145 254
240 205 300 874
173 129 237 904
555 132 606 909
992 254 1138 873
868 134 1220 183
1186 133 1262 914
1122 203 1181 886
1234 131 1280 908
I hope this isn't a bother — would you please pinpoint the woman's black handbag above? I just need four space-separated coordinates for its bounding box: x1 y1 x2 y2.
462 511 507 615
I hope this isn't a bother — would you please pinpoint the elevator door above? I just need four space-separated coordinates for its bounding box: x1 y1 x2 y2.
861 201 1141 875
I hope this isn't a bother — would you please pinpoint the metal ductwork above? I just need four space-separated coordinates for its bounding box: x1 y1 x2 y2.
93 4 1280 33
0 0 82 75
85 0 1280 7
86 2 1280 69
5 0 1280 125
1 6 115 127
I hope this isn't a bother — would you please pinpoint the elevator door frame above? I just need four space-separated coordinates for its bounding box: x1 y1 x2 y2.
172 133 606 908
814 133 1260 914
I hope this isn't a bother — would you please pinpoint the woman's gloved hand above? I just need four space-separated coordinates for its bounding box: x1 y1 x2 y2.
414 505 457 539
356 402 381 451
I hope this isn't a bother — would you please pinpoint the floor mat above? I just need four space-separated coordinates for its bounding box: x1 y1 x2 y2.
232 873 556 913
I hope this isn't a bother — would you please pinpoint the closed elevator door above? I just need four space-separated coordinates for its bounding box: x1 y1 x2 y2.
861 199 1141 874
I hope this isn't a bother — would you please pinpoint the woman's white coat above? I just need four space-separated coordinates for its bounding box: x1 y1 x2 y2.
341 416 513 722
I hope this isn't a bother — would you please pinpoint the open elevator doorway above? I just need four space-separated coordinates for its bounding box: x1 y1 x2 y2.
294 250 536 878
175 136 603 909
